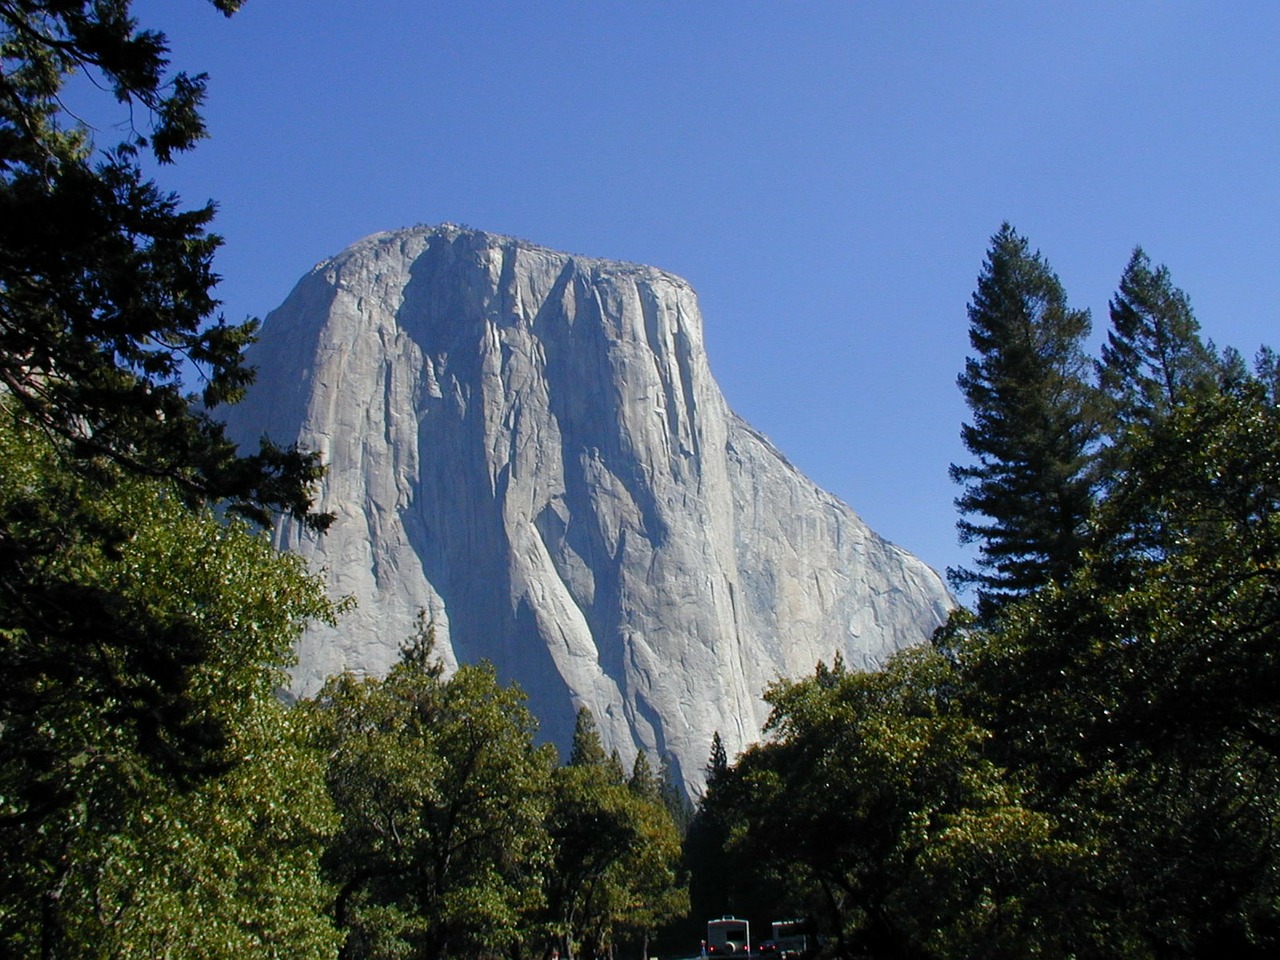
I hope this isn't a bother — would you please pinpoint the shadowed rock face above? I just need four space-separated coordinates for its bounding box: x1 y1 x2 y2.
224 224 952 794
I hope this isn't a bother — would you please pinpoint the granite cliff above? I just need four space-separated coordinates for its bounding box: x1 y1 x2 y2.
223 224 952 793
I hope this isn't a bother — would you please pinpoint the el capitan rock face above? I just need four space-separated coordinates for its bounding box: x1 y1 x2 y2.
224 224 952 793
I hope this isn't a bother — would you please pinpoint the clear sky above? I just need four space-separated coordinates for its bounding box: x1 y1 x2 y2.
131 1 1280 590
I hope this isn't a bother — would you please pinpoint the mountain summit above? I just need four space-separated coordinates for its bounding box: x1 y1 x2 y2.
224 224 952 793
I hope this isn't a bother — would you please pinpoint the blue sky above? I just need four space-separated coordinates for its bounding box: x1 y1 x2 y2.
132 1 1280 588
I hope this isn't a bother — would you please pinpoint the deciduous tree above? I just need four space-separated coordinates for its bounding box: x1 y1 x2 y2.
0 410 340 957
544 710 686 960
721 650 1089 959
308 628 555 960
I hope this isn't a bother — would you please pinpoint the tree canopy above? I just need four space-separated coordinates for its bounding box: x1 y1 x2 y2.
543 709 687 960
306 628 556 960
949 223 1099 615
687 232 1280 959
0 0 326 529
0 6 345 955
0 408 341 957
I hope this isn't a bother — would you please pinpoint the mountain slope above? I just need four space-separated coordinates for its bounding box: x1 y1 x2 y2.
223 224 952 792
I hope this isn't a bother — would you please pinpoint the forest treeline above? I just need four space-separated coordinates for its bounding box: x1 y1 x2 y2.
0 3 691 957
686 226 1280 958
4 3 1280 958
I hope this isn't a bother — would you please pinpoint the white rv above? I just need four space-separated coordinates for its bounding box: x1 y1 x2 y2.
706 916 750 955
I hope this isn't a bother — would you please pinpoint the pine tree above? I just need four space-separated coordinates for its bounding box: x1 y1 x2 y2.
950 224 1099 615
1256 346 1280 403
0 1 327 529
629 751 661 803
658 753 694 836
569 706 608 767
1099 248 1219 440
706 731 729 788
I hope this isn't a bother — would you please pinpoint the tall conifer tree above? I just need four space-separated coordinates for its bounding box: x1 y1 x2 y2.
1099 248 1219 441
0 0 327 529
706 731 729 787
569 706 609 768
950 224 1099 615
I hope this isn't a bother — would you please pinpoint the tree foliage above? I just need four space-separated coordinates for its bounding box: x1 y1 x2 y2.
568 707 609 769
544 709 687 960
0 408 340 957
949 224 1099 615
696 651 1089 959
62 705 341 960
0 0 326 528
657 753 695 838
689 235 1280 959
952 382 1280 957
307 627 556 960
684 732 744 931
0 7 344 950
0 8 347 955
1098 247 1220 441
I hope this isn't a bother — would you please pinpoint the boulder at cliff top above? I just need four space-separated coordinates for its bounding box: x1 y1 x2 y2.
223 224 952 794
